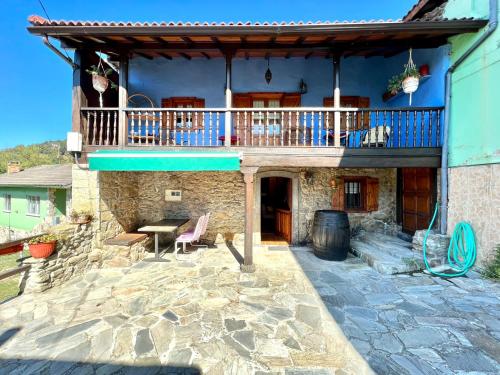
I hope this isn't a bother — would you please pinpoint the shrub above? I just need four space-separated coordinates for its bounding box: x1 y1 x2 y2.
483 245 500 280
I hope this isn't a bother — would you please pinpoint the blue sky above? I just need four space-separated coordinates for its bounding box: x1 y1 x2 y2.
0 0 414 149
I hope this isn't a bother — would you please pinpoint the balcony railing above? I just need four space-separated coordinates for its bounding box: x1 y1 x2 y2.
80 106 443 149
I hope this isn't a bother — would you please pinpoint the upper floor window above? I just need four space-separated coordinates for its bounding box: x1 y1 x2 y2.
3 194 11 212
161 97 205 130
27 195 40 216
252 98 281 135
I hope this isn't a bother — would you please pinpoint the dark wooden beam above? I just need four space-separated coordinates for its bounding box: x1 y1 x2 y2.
245 52 249 60
158 52 172 60
179 52 192 60
294 36 305 45
134 51 153 59
285 52 292 59
201 52 211 59
304 51 314 59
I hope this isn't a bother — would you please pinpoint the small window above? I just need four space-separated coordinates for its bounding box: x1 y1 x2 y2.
3 194 11 212
27 195 40 216
345 181 363 210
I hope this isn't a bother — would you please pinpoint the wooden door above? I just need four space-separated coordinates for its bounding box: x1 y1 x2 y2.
401 168 436 234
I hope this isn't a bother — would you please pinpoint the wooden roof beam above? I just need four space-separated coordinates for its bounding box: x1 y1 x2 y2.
179 52 192 60
201 52 211 59
304 51 314 59
135 51 153 60
158 52 172 60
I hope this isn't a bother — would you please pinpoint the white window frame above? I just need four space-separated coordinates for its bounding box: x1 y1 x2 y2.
26 195 40 217
3 194 11 212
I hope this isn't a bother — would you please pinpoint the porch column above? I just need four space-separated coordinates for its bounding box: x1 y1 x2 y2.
241 166 259 273
333 55 341 147
72 49 87 133
118 55 129 146
224 53 233 147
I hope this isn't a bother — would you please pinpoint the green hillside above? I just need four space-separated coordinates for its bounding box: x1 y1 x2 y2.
0 141 73 174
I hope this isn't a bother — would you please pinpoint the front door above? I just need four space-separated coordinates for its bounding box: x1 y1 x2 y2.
261 177 292 243
400 168 436 234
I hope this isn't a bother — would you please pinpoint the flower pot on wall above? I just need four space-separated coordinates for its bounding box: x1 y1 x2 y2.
29 241 57 259
402 76 419 94
419 64 430 76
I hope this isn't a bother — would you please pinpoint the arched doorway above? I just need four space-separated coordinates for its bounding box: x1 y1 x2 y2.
254 171 299 245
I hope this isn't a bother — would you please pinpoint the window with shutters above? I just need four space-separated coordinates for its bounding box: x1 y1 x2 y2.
332 176 379 213
161 97 205 130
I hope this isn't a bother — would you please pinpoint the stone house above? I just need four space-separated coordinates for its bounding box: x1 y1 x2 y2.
0 164 72 242
26 0 494 272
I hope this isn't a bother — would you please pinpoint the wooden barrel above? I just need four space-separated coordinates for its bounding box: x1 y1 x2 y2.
312 210 350 261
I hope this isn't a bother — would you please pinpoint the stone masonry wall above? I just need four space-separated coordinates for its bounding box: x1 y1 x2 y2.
448 164 500 267
135 171 245 242
20 223 96 293
99 171 140 243
98 168 396 245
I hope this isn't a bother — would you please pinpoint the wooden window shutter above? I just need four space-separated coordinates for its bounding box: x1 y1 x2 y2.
331 178 345 210
282 93 301 107
366 177 379 212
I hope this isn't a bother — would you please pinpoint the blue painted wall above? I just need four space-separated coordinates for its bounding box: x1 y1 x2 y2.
128 46 449 146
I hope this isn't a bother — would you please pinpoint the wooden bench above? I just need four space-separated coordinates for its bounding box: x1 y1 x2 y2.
104 233 149 247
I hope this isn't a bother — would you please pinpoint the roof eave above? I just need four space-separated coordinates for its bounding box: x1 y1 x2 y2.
26 19 487 37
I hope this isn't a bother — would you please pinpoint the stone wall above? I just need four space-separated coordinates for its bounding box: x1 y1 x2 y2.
448 164 500 267
297 168 398 243
135 171 245 242
97 168 397 245
99 171 140 243
20 223 96 293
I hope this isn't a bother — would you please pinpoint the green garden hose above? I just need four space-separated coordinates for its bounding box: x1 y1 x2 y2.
423 203 477 278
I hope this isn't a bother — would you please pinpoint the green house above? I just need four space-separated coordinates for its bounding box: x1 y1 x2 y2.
0 164 72 241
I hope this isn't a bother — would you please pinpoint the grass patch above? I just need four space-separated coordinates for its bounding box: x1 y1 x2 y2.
483 245 500 281
0 251 24 302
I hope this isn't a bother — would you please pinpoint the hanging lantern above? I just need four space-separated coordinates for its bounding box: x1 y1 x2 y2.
401 48 420 105
265 57 272 84
299 79 308 94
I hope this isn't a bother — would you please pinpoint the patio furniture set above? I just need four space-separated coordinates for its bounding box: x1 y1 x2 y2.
138 213 211 262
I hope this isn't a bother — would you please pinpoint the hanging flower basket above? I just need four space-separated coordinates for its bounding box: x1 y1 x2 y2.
402 76 419 94
92 74 109 93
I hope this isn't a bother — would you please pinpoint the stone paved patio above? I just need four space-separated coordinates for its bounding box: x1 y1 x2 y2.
0 244 370 375
292 247 500 375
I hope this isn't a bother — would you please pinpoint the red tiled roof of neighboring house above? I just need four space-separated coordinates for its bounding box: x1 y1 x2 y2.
404 0 448 22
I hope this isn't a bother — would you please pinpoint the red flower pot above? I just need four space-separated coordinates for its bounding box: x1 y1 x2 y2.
29 241 57 259
0 243 24 256
419 64 430 77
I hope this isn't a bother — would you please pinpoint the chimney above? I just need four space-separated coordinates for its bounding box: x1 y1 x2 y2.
7 161 22 174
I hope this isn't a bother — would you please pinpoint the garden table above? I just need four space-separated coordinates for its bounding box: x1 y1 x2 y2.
138 218 189 262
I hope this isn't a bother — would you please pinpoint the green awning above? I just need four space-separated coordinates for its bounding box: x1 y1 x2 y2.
88 150 241 171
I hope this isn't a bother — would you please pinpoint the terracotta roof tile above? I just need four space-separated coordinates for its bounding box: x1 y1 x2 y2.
28 15 405 28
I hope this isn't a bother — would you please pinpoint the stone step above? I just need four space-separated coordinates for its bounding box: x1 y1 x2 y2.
351 232 423 275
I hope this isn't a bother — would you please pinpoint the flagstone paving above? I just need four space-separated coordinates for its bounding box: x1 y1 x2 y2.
0 244 371 375
292 247 500 375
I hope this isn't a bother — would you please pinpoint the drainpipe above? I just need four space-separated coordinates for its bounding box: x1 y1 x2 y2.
42 36 78 69
440 0 497 234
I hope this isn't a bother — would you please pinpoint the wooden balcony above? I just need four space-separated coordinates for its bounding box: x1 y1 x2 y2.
80 106 443 168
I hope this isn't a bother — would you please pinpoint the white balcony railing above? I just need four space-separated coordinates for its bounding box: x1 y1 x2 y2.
81 106 443 149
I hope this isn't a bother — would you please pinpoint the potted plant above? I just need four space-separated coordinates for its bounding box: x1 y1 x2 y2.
401 65 420 94
69 210 92 224
86 64 113 93
28 234 58 259
383 73 403 101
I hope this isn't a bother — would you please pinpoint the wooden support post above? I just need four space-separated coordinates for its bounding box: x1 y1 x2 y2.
72 50 87 133
333 55 341 147
118 56 129 146
224 53 233 147
241 166 259 273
